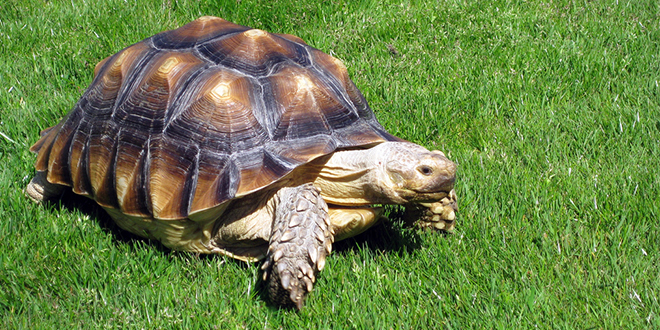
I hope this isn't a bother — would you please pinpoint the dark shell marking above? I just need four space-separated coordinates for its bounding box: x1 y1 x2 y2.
31 16 397 220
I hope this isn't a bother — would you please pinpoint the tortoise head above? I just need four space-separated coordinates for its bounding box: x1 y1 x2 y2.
371 142 456 204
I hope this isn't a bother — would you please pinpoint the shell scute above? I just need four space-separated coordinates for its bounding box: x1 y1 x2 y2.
265 135 337 164
198 28 311 76
310 49 377 122
233 149 296 196
68 123 93 196
148 136 199 219
191 152 235 214
115 134 151 216
88 123 120 209
44 111 79 186
182 68 269 154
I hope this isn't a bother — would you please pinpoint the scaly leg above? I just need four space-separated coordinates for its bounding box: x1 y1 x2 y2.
261 183 333 309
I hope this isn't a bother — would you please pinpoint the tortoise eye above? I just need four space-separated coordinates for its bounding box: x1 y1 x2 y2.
418 165 433 176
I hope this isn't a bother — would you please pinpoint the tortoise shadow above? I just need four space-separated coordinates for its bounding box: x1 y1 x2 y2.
46 190 438 309
47 189 255 269
333 209 424 256
47 189 170 253
49 191 430 258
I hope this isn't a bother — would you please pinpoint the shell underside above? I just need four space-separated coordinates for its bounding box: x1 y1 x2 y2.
31 16 397 220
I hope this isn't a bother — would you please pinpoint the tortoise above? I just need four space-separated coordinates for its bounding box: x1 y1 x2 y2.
26 16 457 309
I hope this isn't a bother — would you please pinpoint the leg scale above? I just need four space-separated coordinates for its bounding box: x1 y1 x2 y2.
261 183 333 309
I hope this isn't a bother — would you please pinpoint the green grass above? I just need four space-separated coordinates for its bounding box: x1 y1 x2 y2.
1 0 659 328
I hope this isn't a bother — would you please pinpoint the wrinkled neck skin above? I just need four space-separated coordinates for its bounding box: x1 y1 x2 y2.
307 142 456 206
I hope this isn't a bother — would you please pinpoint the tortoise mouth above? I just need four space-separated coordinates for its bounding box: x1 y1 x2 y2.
412 174 456 194
397 171 456 204
396 186 454 204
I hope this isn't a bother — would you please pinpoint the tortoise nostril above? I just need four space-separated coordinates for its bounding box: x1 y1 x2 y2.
418 165 433 176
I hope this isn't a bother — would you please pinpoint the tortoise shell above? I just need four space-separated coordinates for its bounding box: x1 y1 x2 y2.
31 16 398 220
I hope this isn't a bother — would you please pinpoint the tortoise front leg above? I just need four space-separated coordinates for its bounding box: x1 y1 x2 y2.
261 183 334 309
328 207 383 241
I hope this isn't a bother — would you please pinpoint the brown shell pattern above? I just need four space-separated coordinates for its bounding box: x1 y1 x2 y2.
31 16 398 220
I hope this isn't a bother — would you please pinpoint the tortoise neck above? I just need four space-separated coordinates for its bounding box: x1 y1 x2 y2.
294 143 404 205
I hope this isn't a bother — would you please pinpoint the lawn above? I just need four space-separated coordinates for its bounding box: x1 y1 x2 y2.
1 0 659 328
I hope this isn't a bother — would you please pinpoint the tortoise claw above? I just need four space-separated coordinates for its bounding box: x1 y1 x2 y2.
404 189 458 231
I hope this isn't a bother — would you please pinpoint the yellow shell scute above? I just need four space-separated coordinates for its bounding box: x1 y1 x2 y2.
197 16 220 22
211 82 231 100
158 56 180 75
244 29 268 38
331 56 348 72
295 74 315 93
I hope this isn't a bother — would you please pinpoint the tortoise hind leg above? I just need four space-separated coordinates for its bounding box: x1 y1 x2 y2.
261 183 333 309
25 171 64 203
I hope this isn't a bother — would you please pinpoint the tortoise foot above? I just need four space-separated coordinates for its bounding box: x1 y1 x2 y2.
261 183 333 309
405 189 458 232
25 171 64 203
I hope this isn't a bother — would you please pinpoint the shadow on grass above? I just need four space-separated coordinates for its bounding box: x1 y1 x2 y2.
43 189 443 310
333 214 423 256
45 189 173 255
47 190 434 257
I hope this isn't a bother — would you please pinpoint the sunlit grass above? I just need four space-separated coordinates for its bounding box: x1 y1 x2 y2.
1 0 659 328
